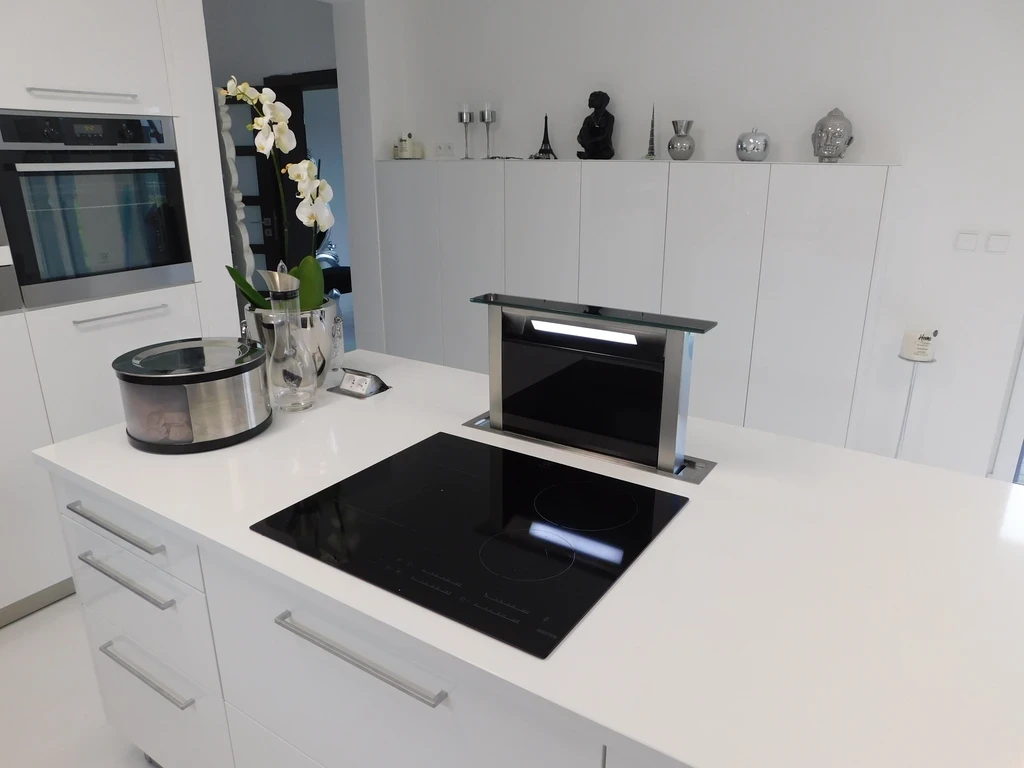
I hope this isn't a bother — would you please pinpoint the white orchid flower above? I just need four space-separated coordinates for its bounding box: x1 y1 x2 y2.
252 116 268 131
316 180 334 203
295 196 317 228
264 100 292 123
273 122 297 154
295 176 319 198
254 124 273 157
241 84 260 103
286 159 317 182
258 87 276 105
224 76 239 97
312 197 335 232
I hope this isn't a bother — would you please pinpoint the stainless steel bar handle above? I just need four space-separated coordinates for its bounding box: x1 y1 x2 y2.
66 501 166 556
16 161 177 173
26 86 139 100
274 611 449 708
72 304 169 327
78 551 176 611
99 641 195 710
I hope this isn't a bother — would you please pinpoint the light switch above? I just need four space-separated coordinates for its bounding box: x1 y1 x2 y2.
987 234 1011 254
955 231 979 251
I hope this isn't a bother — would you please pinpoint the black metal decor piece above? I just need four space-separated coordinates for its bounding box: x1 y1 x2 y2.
577 91 615 159
530 114 558 160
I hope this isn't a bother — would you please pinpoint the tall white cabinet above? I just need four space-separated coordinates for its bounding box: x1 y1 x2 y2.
662 163 770 426
578 162 669 313
744 165 888 446
0 313 70 622
437 162 505 373
377 161 444 364
504 162 582 303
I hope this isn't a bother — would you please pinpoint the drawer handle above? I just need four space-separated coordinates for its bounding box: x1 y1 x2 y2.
72 304 169 326
26 86 139 100
66 501 166 556
99 641 195 710
274 611 449 709
78 551 176 611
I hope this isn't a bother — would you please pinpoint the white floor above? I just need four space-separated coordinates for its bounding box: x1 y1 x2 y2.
0 596 147 767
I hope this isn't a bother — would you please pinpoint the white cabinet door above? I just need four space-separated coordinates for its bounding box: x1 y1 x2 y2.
0 312 69 614
25 284 201 443
204 554 601 768
505 161 581 303
662 163 770 426
82 606 233 768
226 704 326 768
606 740 685 768
745 165 888 446
377 161 444 364
61 515 218 690
0 0 171 116
579 162 669 313
438 162 504 373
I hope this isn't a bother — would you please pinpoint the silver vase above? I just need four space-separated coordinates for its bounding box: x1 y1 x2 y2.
243 300 341 388
667 120 695 160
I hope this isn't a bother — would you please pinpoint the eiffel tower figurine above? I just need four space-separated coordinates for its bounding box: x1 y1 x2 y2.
644 103 657 160
530 114 558 159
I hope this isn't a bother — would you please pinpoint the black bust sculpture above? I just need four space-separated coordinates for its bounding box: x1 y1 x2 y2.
577 91 615 159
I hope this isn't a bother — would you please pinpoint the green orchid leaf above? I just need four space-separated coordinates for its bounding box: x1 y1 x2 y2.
294 255 325 312
225 265 271 310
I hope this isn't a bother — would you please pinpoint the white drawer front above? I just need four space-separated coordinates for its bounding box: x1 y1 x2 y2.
54 477 203 590
82 606 232 768
25 284 201 443
227 704 325 768
62 515 219 690
204 554 601 768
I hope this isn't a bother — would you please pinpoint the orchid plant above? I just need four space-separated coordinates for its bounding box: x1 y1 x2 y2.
222 76 336 311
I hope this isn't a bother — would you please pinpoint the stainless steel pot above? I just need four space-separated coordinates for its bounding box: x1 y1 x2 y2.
244 300 340 387
112 338 272 454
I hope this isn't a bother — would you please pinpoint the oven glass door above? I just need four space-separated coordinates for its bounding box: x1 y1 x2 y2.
0 151 190 306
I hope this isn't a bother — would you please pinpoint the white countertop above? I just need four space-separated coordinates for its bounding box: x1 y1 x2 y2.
35 351 1024 768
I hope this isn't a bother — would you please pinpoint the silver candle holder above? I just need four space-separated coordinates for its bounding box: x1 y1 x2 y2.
479 106 497 159
457 108 475 159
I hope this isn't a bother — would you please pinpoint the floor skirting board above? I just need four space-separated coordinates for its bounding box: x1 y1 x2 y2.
0 578 75 629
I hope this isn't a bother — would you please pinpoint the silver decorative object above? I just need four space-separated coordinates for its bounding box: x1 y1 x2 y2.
667 120 695 161
479 104 497 159
736 127 770 161
245 300 341 388
457 106 474 160
812 108 854 163
644 104 657 160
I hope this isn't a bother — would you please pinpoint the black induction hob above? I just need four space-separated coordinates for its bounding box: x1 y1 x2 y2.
250 432 687 658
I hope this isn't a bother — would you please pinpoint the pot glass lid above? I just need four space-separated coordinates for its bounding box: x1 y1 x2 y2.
112 338 264 378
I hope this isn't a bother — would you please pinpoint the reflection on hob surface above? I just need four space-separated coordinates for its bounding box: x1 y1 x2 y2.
251 432 687 658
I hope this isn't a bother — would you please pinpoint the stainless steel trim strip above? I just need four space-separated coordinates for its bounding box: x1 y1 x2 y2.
657 330 689 474
66 501 166 556
73 304 168 326
0 578 74 629
487 305 503 430
0 266 21 312
99 641 195 710
26 86 139 100
77 551 176 611
274 611 449 708
15 161 176 173
21 263 194 309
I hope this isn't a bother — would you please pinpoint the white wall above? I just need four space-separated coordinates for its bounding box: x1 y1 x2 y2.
303 88 349 267
203 0 336 85
348 0 1024 476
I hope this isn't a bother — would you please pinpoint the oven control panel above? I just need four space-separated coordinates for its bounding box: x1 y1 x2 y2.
0 113 166 147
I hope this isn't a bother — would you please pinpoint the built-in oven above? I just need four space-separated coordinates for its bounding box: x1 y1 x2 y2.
0 110 191 308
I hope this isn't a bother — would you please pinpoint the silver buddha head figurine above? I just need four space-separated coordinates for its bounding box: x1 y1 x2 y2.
812 108 854 163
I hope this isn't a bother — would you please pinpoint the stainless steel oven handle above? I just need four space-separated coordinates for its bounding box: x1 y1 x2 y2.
15 161 176 173
72 304 169 327
66 500 166 556
274 611 449 708
99 641 195 710
78 551 176 611
26 86 139 100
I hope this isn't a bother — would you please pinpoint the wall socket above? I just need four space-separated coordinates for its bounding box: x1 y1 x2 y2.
435 142 455 159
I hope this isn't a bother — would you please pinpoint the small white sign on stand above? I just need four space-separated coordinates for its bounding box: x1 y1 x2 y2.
896 330 938 459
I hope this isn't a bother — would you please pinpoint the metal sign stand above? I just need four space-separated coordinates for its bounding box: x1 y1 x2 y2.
895 355 937 459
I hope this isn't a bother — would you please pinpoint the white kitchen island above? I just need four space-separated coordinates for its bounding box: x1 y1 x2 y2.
34 350 1024 768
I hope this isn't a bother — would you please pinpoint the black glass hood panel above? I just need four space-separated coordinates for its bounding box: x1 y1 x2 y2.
251 432 687 659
